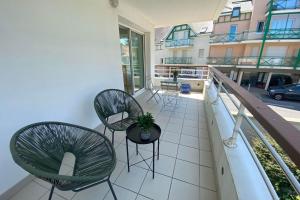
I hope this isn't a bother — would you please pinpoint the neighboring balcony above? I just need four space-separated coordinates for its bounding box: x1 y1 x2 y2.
164 57 192 64
238 56 299 68
267 0 300 11
165 39 193 48
210 32 263 43
207 57 238 65
267 28 300 39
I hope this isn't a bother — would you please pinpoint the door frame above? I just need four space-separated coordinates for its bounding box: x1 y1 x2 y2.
119 23 146 94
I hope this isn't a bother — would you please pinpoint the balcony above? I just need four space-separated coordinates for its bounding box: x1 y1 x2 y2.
164 57 192 64
207 57 238 65
267 28 300 39
210 31 264 43
267 0 300 11
165 39 193 48
7 67 300 200
238 56 299 68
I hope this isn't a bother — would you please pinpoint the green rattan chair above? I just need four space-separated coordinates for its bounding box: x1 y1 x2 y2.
10 122 117 200
94 89 144 145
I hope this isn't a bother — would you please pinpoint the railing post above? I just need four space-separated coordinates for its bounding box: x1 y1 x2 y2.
211 80 222 104
224 104 245 148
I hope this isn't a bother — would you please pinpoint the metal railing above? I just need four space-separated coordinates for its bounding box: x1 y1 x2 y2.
209 67 300 196
154 65 209 80
207 57 238 65
210 28 300 43
238 56 297 67
215 12 252 24
164 57 192 64
165 39 193 48
267 28 300 39
210 31 265 43
267 0 300 11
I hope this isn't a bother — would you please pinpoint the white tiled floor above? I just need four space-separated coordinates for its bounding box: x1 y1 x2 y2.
8 92 218 200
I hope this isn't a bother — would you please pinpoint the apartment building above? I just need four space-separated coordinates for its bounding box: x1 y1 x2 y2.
208 0 300 89
154 22 212 90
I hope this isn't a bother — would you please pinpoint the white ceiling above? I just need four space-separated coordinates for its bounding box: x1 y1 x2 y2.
121 0 228 27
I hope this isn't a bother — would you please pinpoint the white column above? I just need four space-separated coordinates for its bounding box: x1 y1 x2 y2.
264 72 273 90
237 71 244 85
229 70 235 80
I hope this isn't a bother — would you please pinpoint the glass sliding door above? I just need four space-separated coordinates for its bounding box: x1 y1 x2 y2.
119 26 134 95
131 31 144 92
119 26 145 94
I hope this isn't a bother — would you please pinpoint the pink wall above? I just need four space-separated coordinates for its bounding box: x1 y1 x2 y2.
213 20 250 34
209 45 246 57
249 0 268 31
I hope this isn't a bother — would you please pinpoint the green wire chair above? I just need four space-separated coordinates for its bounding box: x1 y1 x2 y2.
94 89 144 145
10 122 117 200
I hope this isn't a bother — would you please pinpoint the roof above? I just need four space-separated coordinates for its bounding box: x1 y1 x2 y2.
220 0 253 15
155 21 213 43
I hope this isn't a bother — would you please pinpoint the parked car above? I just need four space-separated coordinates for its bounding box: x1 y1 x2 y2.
268 74 293 88
268 84 300 101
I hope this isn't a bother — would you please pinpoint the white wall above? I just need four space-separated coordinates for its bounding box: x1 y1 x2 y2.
192 34 211 64
154 34 210 65
0 0 154 195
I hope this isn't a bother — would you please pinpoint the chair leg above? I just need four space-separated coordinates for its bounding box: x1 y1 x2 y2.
112 131 115 145
104 126 107 135
48 185 55 200
107 179 117 200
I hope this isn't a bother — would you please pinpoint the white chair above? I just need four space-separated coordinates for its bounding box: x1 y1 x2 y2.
146 78 161 103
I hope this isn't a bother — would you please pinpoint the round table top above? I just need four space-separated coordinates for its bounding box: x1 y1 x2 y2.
126 123 161 144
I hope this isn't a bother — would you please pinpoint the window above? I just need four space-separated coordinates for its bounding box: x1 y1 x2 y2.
198 49 205 58
232 7 241 17
257 21 265 32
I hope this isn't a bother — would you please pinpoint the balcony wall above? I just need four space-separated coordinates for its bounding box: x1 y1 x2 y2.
0 0 154 196
204 81 274 200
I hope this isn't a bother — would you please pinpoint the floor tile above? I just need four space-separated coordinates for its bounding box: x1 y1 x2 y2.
40 192 65 200
200 188 218 200
136 195 152 200
130 149 154 170
199 151 213 167
139 172 172 200
103 185 137 200
165 122 182 133
182 126 198 137
169 179 200 200
199 138 211 152
180 135 199 149
115 144 135 163
162 132 180 144
111 161 126 183
10 182 48 200
200 166 216 191
177 145 200 164
72 183 109 200
169 117 184 124
183 119 198 127
115 166 147 192
159 141 178 158
149 155 176 177
198 129 209 139
174 159 199 186
54 188 76 200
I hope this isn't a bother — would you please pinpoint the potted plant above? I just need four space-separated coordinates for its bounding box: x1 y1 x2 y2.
173 70 179 82
137 112 154 140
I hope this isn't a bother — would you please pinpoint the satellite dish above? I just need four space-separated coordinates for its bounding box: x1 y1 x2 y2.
110 0 119 8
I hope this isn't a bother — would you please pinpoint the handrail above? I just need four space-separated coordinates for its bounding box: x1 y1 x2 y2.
210 67 300 169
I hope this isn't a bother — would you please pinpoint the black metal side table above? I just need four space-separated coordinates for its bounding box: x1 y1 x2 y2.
126 123 161 179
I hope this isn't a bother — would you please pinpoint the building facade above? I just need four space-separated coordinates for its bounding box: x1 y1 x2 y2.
208 0 300 89
154 23 212 90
